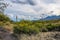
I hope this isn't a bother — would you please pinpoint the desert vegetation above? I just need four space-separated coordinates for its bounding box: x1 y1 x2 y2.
0 13 60 35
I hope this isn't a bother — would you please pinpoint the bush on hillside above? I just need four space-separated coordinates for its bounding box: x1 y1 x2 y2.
0 13 10 22
13 25 39 35
13 20 60 34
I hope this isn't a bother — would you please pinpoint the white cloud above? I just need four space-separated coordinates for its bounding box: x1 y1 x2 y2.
3 0 60 20
54 0 60 3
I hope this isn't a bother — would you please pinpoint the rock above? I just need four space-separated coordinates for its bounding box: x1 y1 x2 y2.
0 27 18 40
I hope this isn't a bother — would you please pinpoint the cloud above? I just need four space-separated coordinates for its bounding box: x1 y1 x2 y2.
3 0 60 20
54 0 60 3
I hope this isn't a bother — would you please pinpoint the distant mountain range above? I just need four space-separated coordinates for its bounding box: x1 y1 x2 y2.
41 15 60 20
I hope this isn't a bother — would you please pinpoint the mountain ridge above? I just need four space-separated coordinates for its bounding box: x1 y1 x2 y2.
41 15 60 20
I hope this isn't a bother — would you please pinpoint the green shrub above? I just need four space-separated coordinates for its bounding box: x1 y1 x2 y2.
13 25 40 35
13 19 60 35
0 13 10 22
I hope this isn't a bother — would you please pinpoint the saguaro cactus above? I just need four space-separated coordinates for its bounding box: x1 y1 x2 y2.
16 15 18 22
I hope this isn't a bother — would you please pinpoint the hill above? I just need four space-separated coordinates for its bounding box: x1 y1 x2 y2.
0 13 14 32
41 15 60 20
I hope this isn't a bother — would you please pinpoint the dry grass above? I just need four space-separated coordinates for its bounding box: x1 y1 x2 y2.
17 32 60 40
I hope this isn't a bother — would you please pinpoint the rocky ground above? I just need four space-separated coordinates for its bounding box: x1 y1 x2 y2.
0 27 60 40
19 32 60 40
0 27 18 40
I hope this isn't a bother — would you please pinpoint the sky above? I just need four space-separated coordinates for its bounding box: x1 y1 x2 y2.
2 0 60 20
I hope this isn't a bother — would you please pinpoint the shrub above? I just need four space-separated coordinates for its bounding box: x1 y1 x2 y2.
13 19 60 35
13 25 40 35
0 13 10 22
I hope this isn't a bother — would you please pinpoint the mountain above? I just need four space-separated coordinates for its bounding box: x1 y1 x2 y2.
41 15 60 20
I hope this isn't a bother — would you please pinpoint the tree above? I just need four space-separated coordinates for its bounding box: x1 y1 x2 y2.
0 0 8 13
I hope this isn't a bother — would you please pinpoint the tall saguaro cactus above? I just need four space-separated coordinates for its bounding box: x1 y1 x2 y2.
16 15 18 22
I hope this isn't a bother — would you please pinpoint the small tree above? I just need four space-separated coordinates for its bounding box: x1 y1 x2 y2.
0 0 8 13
